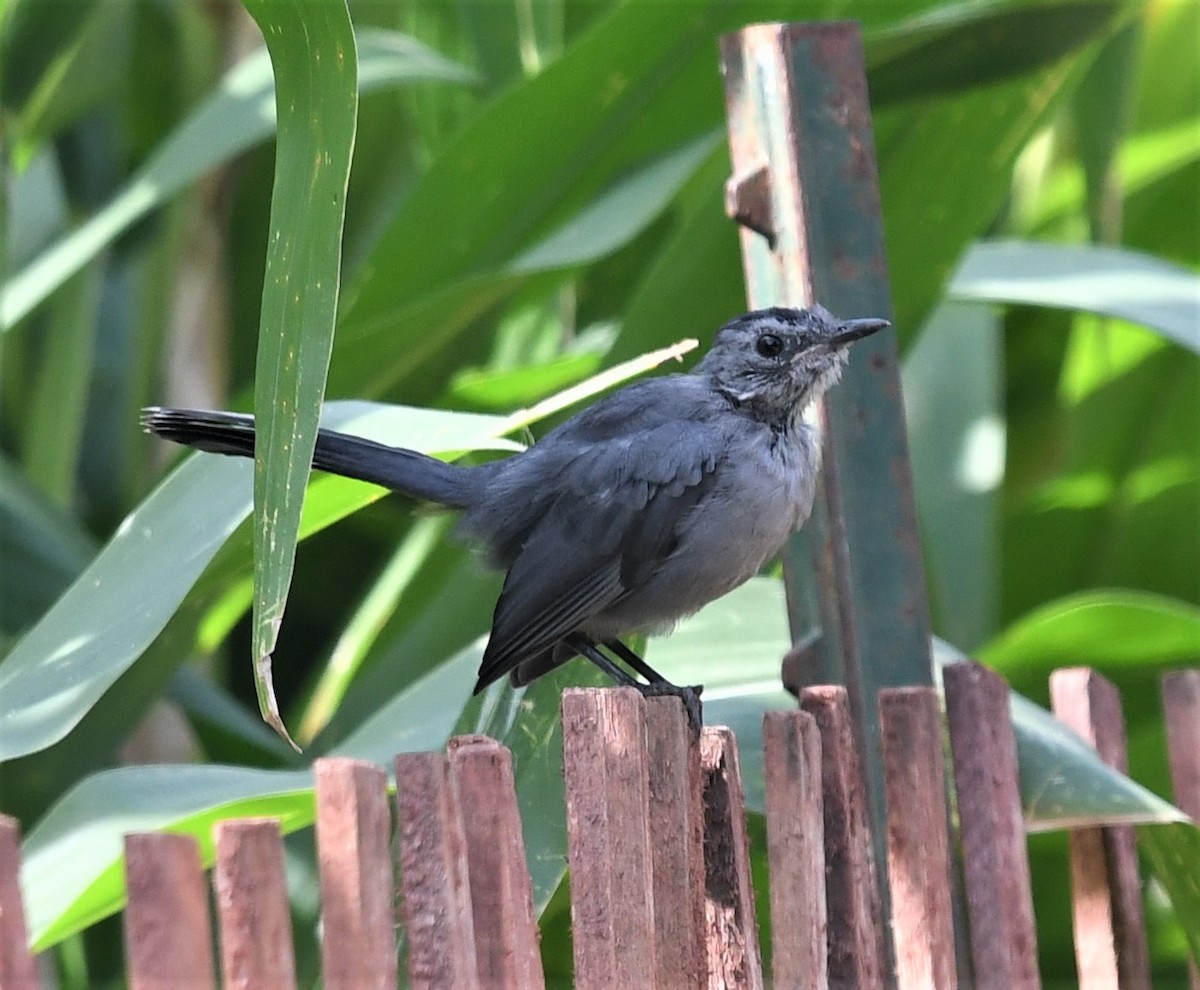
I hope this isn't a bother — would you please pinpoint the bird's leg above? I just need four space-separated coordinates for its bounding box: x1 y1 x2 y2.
563 632 644 688
603 639 669 684
563 634 703 729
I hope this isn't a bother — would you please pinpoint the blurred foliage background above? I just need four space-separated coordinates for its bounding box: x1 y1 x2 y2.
1 0 1197 986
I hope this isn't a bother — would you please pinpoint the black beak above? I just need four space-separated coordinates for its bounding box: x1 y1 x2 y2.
830 317 890 348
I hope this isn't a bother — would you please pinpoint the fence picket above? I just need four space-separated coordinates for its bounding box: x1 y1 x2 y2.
763 710 827 990
393 751 480 990
562 687 657 990
1050 668 1151 990
878 688 958 990
700 726 764 990
213 818 297 990
0 816 39 990
944 662 1041 990
800 685 888 989
447 735 546 990
644 698 707 989
1161 671 1200 990
314 758 396 990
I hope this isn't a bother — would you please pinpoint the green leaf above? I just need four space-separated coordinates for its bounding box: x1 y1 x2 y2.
0 29 472 330
1139 822 1200 960
0 403 515 763
19 644 478 951
951 241 1200 352
242 0 358 745
980 589 1200 672
0 453 252 762
0 454 96 638
903 301 1002 649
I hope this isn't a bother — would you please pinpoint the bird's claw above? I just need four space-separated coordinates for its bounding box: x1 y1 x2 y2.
637 681 704 733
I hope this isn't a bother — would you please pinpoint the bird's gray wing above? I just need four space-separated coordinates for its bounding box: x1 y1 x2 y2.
472 419 719 692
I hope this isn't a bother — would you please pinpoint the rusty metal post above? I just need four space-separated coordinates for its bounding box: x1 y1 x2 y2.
719 19 934 920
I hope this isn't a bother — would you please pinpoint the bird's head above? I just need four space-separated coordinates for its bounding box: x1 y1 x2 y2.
698 306 890 423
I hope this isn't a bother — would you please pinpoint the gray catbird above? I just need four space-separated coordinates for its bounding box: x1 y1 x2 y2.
143 306 888 725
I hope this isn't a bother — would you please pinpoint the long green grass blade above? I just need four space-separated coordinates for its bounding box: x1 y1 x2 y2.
243 0 358 746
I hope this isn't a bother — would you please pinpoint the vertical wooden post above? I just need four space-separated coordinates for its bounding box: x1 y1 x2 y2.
1161 670 1200 990
447 735 547 990
1049 668 1151 989
943 662 1040 990
878 688 958 990
800 686 887 989
314 758 397 990
213 818 298 990
124 832 217 990
562 688 657 990
0 816 40 990
393 752 480 990
719 19 934 928
644 698 707 989
762 710 827 990
700 727 764 990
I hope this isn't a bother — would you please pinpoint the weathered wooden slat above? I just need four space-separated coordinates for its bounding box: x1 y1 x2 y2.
447 735 546 990
943 662 1040 990
1162 670 1200 820
644 698 706 989
213 818 297 990
878 687 958 990
799 686 887 989
1161 670 1200 990
124 832 216 990
393 751 480 990
562 687 656 990
314 758 397 990
762 710 827 990
1050 668 1151 990
700 726 764 990
0 816 40 990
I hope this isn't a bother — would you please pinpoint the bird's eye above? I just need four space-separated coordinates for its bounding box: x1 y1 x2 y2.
756 333 784 358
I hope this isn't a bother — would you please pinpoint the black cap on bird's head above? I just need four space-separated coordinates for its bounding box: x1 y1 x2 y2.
699 305 890 419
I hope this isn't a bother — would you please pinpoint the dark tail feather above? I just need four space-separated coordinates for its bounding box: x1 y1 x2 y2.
141 407 476 509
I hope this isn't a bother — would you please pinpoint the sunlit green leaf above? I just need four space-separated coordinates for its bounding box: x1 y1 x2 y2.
242 0 359 745
1 29 472 330
0 403 514 763
952 241 1200 352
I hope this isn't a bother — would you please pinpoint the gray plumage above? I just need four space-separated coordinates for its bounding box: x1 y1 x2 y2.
143 305 888 704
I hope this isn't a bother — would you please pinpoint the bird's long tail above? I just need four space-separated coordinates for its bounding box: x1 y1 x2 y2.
141 407 476 509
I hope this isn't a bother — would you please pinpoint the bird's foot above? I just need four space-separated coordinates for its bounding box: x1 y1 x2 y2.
636 680 704 733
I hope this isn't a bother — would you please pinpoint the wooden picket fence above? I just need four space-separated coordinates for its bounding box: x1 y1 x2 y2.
0 661 1197 989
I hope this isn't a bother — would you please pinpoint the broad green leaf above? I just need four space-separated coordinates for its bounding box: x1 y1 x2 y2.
0 454 96 638
951 241 1200 352
1030 118 1200 231
242 0 358 745
1069 21 1140 242
20 645 479 950
979 589 1200 672
0 453 252 762
20 266 99 505
0 403 515 763
1 29 472 330
296 515 453 743
903 301 1002 650
1139 822 1200 960
3 0 122 163
448 350 604 410
330 136 719 399
867 0 1119 102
